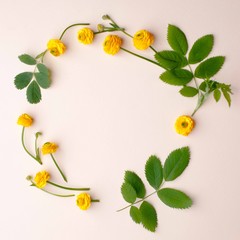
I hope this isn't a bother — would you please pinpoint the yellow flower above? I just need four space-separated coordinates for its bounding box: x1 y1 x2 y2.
34 171 50 188
77 28 94 45
103 35 122 55
133 30 154 50
42 142 58 155
175 115 195 136
76 193 91 210
47 39 66 56
17 113 33 127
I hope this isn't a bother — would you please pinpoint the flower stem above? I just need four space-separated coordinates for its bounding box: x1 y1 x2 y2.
91 199 100 203
59 23 90 40
47 180 90 191
120 47 165 69
21 127 42 164
50 153 68 182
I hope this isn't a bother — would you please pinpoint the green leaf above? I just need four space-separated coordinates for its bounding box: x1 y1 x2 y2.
221 87 231 107
130 206 142 224
124 171 146 198
199 80 218 92
139 201 158 232
163 147 190 181
167 24 188 55
37 63 49 75
35 72 51 89
18 54 36 65
194 56 225 79
179 86 198 97
145 155 163 190
188 35 214 64
155 51 187 70
26 80 42 104
160 69 193 86
121 182 137 203
213 89 221 102
14 72 33 89
157 188 193 209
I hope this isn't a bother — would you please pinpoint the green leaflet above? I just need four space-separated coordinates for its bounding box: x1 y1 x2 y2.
139 201 158 232
213 89 221 102
160 69 193 86
163 147 190 181
167 24 188 55
157 188 193 209
121 182 137 203
35 72 51 89
130 206 142 224
37 63 49 75
18 54 36 65
221 84 232 107
145 155 163 190
194 56 225 79
26 81 42 104
155 50 187 70
124 171 146 198
179 86 198 97
188 35 214 64
14 72 33 89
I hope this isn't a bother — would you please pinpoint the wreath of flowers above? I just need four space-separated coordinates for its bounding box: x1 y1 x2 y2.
15 14 232 232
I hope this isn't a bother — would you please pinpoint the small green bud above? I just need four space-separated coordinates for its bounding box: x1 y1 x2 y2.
97 24 105 32
102 15 110 20
35 132 42 138
26 175 32 181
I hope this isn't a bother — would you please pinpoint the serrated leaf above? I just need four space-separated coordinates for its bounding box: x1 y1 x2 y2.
130 206 142 224
157 188 193 209
35 72 51 89
26 80 41 104
121 182 137 203
221 88 231 107
14 72 33 89
213 89 221 102
194 56 225 79
155 51 187 70
188 35 214 64
163 147 190 181
199 80 218 92
167 24 188 55
18 54 36 65
37 63 49 75
179 86 198 97
160 69 193 86
124 171 146 198
145 155 163 190
139 201 157 232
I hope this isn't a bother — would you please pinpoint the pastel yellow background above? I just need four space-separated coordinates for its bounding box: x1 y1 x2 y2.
1 0 240 239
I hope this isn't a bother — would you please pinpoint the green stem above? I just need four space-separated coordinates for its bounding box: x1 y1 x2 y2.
21 127 42 164
120 47 165 69
50 153 68 182
91 199 100 203
59 23 90 40
47 180 90 191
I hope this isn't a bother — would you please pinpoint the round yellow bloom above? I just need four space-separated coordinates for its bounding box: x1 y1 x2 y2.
77 28 94 45
175 115 195 136
17 113 33 127
76 193 91 210
103 35 122 55
133 30 154 50
47 39 66 56
42 142 58 155
34 171 50 188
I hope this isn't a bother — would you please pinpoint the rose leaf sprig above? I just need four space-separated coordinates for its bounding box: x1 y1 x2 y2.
27 171 99 210
118 147 193 232
14 23 89 104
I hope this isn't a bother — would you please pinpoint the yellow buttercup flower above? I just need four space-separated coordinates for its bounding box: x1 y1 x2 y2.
76 193 91 210
175 115 195 136
34 171 50 188
17 113 33 127
77 28 94 45
47 39 66 56
103 35 122 55
133 30 154 50
42 142 58 155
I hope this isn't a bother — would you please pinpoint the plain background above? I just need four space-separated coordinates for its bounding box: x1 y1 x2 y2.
1 0 240 239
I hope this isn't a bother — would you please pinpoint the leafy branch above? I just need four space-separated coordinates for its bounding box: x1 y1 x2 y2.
118 147 193 232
